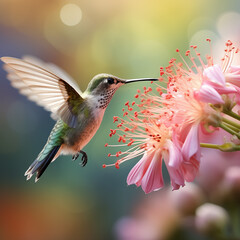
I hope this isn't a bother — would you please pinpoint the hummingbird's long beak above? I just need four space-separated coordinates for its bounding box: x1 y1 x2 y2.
123 78 159 84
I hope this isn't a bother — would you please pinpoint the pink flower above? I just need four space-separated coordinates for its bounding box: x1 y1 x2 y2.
105 39 240 194
108 118 187 193
156 55 224 167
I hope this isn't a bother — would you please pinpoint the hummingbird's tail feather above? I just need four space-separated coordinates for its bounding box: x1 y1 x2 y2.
25 145 61 182
25 120 67 182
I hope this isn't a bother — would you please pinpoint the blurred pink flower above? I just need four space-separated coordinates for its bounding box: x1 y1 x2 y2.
222 166 240 194
198 128 240 194
114 189 181 240
195 203 229 234
115 217 159 240
170 183 205 216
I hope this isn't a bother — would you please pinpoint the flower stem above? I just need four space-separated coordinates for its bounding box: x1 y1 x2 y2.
222 122 240 133
222 117 240 129
200 143 220 149
219 122 240 139
223 110 240 121
200 142 240 151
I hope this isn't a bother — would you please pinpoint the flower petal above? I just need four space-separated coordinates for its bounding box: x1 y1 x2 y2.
167 166 185 190
181 157 200 182
127 151 154 186
141 149 164 193
203 64 237 94
166 139 182 168
162 151 185 189
203 64 225 85
182 124 200 161
225 65 240 87
194 84 224 104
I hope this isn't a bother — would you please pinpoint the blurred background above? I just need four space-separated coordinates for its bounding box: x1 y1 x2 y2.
0 0 240 239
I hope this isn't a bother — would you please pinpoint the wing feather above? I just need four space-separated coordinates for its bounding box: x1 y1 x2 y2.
22 55 82 94
1 56 83 128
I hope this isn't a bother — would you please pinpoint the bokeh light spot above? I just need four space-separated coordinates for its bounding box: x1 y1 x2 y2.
217 11 240 42
60 3 82 26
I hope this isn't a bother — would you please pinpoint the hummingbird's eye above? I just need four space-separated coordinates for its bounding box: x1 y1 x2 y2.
107 77 115 84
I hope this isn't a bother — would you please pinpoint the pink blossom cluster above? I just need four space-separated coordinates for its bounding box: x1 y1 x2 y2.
106 40 240 193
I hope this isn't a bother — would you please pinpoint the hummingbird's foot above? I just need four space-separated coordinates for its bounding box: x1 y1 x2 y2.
72 153 79 161
79 150 88 167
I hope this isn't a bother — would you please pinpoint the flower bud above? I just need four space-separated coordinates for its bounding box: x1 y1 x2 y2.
114 217 158 240
170 183 205 216
195 203 229 236
222 166 240 195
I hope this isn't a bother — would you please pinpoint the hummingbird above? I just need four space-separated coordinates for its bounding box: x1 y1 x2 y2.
1 56 158 182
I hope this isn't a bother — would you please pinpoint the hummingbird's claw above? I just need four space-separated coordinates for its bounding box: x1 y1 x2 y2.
72 153 79 161
80 150 88 167
72 150 88 166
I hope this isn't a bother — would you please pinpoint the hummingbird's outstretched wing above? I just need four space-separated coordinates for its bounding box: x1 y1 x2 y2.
22 55 82 95
1 56 83 128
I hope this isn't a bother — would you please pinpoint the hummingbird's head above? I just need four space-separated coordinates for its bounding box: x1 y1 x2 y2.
84 73 158 109
85 74 124 95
